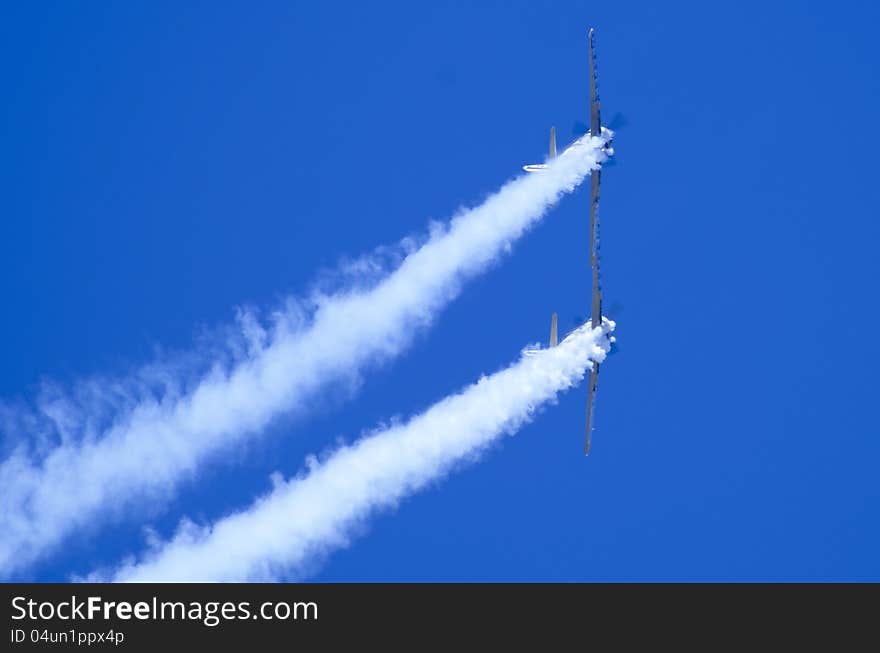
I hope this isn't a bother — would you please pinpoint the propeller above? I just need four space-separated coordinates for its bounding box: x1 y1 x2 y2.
607 112 628 131
572 112 628 136
573 302 624 326
608 300 624 317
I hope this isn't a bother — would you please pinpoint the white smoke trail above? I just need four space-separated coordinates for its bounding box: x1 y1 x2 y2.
109 320 614 582
0 134 609 576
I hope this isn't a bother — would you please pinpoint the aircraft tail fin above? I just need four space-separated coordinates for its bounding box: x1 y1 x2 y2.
549 312 558 347
549 126 557 160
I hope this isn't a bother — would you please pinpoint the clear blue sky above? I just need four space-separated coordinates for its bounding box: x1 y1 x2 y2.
2 1 878 581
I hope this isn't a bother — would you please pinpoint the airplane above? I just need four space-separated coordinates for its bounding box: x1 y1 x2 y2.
522 122 612 174
525 28 609 455
522 32 613 176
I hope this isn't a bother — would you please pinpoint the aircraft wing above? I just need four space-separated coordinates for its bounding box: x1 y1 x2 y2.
588 28 602 138
589 171 602 328
586 28 603 454
588 28 603 329
584 364 599 454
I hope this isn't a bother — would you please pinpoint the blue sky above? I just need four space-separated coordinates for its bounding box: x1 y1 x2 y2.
2 1 878 581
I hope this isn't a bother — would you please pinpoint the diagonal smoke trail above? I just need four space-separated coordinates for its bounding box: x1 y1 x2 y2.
109 320 615 582
0 134 609 576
